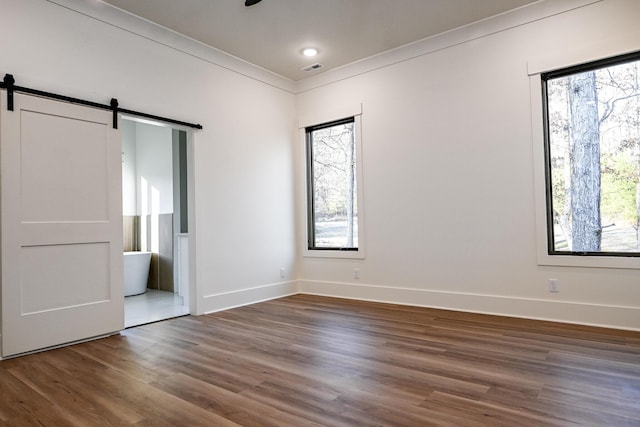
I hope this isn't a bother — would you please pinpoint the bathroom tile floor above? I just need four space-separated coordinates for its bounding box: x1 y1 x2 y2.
124 289 189 328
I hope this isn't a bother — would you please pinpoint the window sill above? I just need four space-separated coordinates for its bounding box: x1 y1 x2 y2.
538 252 640 269
303 248 365 259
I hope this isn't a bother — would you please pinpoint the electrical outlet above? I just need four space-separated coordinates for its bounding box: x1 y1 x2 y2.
279 268 285 278
353 268 360 279
548 278 559 293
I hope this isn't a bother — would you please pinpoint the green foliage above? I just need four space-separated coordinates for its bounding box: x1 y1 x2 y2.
601 153 638 224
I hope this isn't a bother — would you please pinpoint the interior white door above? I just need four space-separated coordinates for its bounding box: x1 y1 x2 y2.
1 91 124 357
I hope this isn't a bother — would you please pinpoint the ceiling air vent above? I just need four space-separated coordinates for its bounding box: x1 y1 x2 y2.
302 63 323 72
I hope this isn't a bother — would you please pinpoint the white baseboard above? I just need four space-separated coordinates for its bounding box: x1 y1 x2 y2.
202 281 299 314
298 280 640 331
197 279 639 331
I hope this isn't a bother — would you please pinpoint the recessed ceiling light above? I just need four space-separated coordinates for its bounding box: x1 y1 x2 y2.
302 48 319 57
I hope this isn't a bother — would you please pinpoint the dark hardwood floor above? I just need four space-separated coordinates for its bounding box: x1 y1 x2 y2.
1 294 639 426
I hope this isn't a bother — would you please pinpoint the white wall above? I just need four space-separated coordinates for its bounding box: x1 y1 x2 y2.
296 0 640 330
0 0 297 315
2 0 638 330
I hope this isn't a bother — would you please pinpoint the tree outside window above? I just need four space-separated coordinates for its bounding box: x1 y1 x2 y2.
544 53 640 255
306 117 358 250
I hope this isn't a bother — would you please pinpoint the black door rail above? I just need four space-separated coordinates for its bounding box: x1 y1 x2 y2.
0 74 202 130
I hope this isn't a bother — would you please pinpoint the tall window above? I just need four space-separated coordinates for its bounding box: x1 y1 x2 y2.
306 117 359 251
543 51 640 256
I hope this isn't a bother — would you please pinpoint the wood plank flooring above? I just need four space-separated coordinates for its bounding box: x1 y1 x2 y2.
1 294 639 426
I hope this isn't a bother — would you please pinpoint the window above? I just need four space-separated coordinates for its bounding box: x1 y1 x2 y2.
542 51 640 257
305 116 362 253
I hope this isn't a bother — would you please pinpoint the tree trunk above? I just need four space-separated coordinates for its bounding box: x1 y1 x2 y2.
346 127 356 247
568 71 601 252
561 117 573 250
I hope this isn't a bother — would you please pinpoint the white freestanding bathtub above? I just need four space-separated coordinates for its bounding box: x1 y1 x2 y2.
123 251 152 296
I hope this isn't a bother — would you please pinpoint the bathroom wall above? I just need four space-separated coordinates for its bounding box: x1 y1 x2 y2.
135 123 174 216
122 120 140 252
121 120 175 292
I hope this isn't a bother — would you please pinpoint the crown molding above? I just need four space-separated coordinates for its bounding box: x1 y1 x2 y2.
295 0 601 93
45 0 297 93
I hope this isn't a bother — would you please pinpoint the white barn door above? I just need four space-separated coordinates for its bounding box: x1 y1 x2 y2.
1 92 124 357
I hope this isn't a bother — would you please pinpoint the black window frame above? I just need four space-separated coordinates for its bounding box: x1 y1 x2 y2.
305 116 358 251
542 50 640 257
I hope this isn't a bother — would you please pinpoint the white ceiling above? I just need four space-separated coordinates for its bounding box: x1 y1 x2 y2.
101 0 538 81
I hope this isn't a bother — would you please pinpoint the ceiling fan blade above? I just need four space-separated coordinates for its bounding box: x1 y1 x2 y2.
245 0 262 6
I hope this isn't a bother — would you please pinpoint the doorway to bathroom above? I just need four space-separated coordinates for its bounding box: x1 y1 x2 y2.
121 118 190 327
